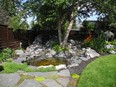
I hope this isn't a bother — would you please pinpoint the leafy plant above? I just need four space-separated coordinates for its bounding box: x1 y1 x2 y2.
0 48 14 62
8 10 28 31
53 45 68 52
107 40 116 46
82 21 94 31
83 37 107 53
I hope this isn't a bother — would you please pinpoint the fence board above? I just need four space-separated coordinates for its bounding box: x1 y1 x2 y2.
0 24 20 49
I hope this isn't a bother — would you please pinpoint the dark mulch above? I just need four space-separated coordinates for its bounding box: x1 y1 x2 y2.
68 57 98 75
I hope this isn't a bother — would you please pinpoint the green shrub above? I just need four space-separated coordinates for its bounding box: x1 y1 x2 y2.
83 37 107 53
53 45 68 52
107 39 116 46
0 48 14 62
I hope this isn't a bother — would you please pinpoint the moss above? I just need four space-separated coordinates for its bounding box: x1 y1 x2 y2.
35 76 46 82
71 73 80 79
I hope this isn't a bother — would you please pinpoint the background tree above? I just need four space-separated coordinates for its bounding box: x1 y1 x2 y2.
1 0 115 47
0 7 9 25
0 0 29 30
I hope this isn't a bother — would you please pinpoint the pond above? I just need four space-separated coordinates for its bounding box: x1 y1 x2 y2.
27 58 67 66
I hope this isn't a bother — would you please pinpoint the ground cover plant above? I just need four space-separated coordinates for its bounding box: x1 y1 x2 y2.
1 62 56 73
78 54 116 87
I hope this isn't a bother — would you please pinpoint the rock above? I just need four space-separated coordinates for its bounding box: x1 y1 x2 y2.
0 73 20 86
109 50 116 54
54 52 66 58
67 64 79 68
38 65 54 69
56 77 69 87
13 57 26 64
69 49 76 54
45 49 56 58
58 69 70 77
46 53 53 58
85 48 100 58
80 57 89 61
41 79 62 87
55 64 67 70
15 50 24 56
50 50 56 56
70 39 75 44
105 44 114 49
19 79 42 87
104 30 114 41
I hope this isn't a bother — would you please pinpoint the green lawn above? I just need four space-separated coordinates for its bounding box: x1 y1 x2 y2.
78 54 116 87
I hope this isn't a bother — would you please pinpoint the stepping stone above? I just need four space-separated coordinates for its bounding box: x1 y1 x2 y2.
41 79 62 87
56 77 70 87
19 79 42 87
27 72 57 78
58 69 70 77
0 73 20 87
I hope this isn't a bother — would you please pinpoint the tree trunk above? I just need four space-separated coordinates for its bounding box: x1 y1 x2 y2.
62 12 74 48
58 17 62 46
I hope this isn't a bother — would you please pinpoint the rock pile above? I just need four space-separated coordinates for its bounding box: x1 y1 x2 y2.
15 35 101 68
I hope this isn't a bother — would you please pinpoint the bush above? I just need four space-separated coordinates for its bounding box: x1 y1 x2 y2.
83 37 106 53
53 45 68 52
0 48 14 62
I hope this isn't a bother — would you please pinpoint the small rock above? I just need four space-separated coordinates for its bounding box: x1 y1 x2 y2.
15 50 24 56
105 44 114 49
67 64 79 68
55 64 67 70
70 39 75 44
109 50 116 54
80 57 88 61
38 65 54 69
85 48 100 58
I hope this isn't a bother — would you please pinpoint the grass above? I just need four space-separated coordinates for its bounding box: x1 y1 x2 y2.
1 62 56 73
78 54 116 87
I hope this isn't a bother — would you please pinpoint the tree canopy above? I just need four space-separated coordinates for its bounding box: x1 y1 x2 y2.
0 0 115 46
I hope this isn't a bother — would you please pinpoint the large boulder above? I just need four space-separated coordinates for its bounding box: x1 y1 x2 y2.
84 48 100 58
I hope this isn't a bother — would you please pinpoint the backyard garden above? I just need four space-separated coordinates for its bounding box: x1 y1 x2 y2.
0 0 116 87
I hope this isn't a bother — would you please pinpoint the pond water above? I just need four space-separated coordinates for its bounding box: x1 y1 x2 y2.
28 58 67 66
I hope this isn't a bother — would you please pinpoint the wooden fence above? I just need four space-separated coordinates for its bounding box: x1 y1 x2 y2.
0 24 20 49
0 24 116 50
